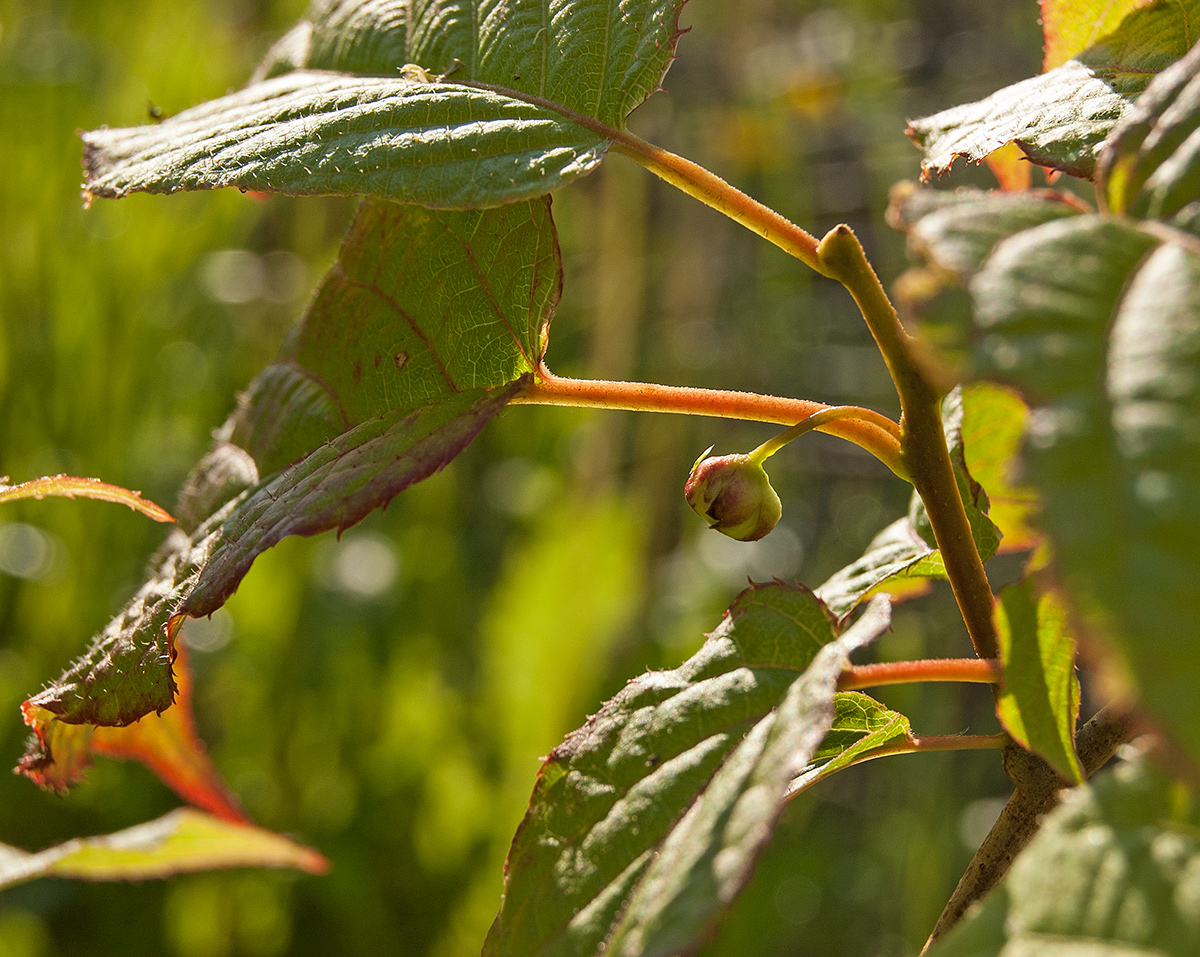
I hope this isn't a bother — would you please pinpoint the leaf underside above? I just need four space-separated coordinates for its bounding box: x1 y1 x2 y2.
20 198 557 786
893 172 1200 760
485 587 894 957
1100 39 1200 224
0 809 328 892
994 580 1082 784
909 0 1199 179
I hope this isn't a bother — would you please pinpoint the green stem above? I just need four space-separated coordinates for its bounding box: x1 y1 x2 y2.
816 227 999 661
516 366 906 477
837 658 1000 692
747 407 904 475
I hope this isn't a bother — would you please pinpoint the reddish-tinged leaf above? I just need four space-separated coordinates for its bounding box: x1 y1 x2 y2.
17 198 558 796
0 809 328 891
984 142 1033 191
1040 0 1151 71
18 622 246 823
0 474 174 522
909 0 1197 180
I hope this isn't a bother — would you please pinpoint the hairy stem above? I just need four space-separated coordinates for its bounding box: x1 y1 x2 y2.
838 658 1000 692
516 367 906 476
609 134 826 274
817 226 999 661
748 406 904 470
922 706 1134 952
462 81 827 273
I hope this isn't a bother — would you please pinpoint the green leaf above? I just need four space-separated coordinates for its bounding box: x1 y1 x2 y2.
83 72 608 209
18 639 246 822
788 692 911 796
485 587 891 957
888 184 1085 386
0 474 174 522
0 810 328 891
994 580 1082 784
927 756 1200 956
959 383 1040 553
895 186 1085 278
18 199 556 784
908 0 1199 180
961 214 1200 760
816 388 1000 618
83 0 687 208
1100 40 1200 222
1041 0 1153 71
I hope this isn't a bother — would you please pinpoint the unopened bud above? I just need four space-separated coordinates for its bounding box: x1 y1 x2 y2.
684 451 782 541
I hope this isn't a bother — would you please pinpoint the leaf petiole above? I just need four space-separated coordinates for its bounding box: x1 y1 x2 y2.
788 733 1010 801
837 658 1001 691
747 406 906 477
517 366 907 477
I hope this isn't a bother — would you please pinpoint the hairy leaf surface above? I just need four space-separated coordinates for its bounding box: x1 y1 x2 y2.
967 215 1200 758
0 810 328 891
909 0 1198 179
787 692 911 798
485 587 890 957
83 0 686 207
1100 39 1200 222
19 639 245 821
19 199 557 787
928 757 1200 956
994 580 1082 783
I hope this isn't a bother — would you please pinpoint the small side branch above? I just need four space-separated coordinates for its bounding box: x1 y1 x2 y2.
516 368 905 475
838 658 1000 692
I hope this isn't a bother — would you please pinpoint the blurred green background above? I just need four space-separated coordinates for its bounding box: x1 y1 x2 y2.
0 1 1044 954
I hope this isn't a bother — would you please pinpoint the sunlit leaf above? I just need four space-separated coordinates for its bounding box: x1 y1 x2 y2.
1040 0 1152 71
0 474 174 522
485 588 890 956
994 580 1082 784
18 198 557 770
1099 39 1200 221
909 0 1199 179
18 634 246 821
787 692 911 797
83 0 687 208
928 756 1200 956
960 384 1040 553
0 809 328 891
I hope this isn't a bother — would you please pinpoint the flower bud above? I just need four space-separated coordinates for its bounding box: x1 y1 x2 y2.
684 451 782 541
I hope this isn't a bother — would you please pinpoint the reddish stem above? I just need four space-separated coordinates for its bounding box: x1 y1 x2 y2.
516 368 905 474
838 658 1000 691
